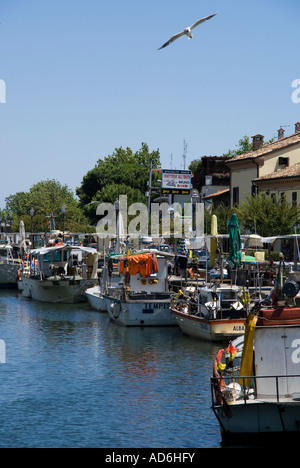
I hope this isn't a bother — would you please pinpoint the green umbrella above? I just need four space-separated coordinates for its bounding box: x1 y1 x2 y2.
227 213 242 269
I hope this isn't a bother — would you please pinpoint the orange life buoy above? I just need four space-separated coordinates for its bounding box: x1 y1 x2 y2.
212 349 226 404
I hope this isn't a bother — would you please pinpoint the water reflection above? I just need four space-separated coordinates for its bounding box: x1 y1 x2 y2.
0 291 222 448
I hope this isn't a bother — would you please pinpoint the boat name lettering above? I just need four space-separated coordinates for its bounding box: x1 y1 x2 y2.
233 325 245 332
145 303 169 310
291 339 300 364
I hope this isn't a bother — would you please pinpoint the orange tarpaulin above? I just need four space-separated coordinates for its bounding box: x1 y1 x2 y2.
119 253 159 278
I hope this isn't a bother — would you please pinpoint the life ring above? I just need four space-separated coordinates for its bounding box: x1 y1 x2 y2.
212 349 226 404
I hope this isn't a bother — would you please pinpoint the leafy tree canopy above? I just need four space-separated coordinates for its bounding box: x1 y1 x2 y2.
6 179 81 217
5 179 87 232
235 194 300 237
203 195 300 237
77 143 161 222
204 204 234 235
223 135 274 158
189 159 204 176
4 192 31 218
222 135 253 158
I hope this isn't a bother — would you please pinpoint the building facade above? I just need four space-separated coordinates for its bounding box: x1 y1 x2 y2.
226 123 300 206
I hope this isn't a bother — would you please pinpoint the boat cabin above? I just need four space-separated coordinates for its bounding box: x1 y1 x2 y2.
199 285 240 305
129 257 170 294
254 323 300 399
117 252 172 293
198 284 244 319
29 245 99 280
0 244 15 264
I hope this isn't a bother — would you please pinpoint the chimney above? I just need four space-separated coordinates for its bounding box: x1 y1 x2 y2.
278 128 285 140
295 122 300 134
252 134 264 151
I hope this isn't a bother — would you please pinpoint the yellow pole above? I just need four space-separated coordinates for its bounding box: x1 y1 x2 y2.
210 214 218 268
238 312 258 387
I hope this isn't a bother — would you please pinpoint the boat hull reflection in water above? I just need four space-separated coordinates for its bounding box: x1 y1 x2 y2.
0 292 221 448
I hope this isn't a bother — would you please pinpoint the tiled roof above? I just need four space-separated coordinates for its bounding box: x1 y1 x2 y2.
227 132 300 163
254 162 300 182
202 188 230 199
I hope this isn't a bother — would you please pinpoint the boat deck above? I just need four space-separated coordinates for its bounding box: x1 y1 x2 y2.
222 395 300 405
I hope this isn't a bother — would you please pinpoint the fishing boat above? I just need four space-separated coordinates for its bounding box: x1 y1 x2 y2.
105 251 177 326
0 242 21 288
19 244 99 303
171 212 250 341
86 254 123 311
171 283 249 342
211 277 300 446
86 285 109 311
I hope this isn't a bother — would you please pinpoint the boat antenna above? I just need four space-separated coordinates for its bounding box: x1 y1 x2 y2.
183 139 187 170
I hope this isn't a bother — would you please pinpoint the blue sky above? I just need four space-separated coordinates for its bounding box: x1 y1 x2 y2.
0 0 300 209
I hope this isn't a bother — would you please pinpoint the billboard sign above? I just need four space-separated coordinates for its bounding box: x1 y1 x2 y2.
161 170 192 195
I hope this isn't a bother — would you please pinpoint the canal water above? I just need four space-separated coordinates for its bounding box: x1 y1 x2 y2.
0 290 222 448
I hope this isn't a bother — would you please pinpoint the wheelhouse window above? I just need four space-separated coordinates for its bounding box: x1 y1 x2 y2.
43 252 52 263
53 250 63 263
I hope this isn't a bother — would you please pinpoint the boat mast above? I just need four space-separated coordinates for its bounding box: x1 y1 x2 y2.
147 157 153 237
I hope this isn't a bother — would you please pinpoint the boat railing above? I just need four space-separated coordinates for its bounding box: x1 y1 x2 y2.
209 279 233 288
170 296 195 314
211 374 300 407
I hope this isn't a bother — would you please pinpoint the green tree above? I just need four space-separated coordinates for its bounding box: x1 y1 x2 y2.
189 159 204 176
28 180 81 220
204 204 234 234
84 184 147 221
235 194 300 237
77 143 161 222
5 192 31 217
6 179 88 232
223 135 253 158
223 135 274 158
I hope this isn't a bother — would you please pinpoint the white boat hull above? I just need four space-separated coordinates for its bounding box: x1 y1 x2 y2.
213 400 300 445
107 296 176 326
172 309 246 342
21 277 96 303
0 263 20 288
86 286 111 311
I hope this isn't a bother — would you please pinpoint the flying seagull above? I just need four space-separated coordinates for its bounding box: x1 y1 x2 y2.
158 13 218 50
